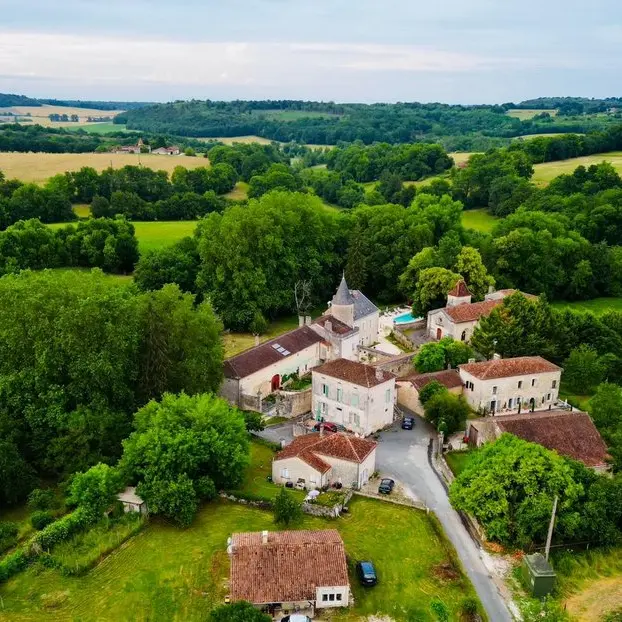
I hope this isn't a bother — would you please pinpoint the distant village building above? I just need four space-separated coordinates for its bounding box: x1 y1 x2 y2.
426 281 535 342
151 146 181 156
312 358 396 436
229 529 350 616
114 138 150 154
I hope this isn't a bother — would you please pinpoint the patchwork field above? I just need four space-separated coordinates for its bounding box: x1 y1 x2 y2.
461 208 499 233
0 104 124 127
506 108 557 120
0 152 210 184
551 297 622 314
66 122 129 134
532 151 622 185
197 135 273 145
0 495 480 622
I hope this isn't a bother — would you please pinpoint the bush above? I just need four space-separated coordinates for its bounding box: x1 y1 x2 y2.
0 521 19 554
27 488 57 511
209 601 271 622
424 392 470 434
273 487 302 525
461 596 479 615
0 549 29 582
30 510 55 531
419 380 448 406
32 507 92 551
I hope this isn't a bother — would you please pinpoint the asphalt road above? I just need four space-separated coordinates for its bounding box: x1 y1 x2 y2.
375 415 513 622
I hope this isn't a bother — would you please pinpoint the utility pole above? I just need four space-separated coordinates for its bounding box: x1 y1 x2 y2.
544 495 558 561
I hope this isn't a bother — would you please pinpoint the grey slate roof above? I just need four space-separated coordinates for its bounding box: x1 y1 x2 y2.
332 275 355 306
351 289 378 321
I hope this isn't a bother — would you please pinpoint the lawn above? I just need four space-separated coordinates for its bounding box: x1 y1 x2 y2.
506 109 557 120
445 451 474 477
224 180 249 200
0 152 210 184
73 204 91 218
461 208 499 233
0 496 481 621
532 151 622 186
551 297 622 314
131 221 197 253
449 152 477 166
67 122 130 135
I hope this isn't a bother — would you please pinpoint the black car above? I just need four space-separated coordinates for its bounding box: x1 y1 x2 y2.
356 561 378 586
378 478 395 494
401 416 415 430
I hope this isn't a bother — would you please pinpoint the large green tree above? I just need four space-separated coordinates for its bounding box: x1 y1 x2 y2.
453 246 495 300
411 267 461 316
209 602 271 622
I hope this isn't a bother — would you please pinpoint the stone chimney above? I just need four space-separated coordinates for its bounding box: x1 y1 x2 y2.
298 315 304 327
254 335 260 346
319 423 324 437
468 358 476 364
492 353 502 360
305 315 312 326
375 368 383 382
488 285 495 294
261 530 269 545
325 320 333 333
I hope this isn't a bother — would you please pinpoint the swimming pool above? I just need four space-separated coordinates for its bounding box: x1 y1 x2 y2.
394 311 421 325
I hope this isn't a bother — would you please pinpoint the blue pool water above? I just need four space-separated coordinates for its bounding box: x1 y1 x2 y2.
394 312 421 324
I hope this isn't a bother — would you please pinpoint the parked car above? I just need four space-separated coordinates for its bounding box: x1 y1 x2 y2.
356 561 378 586
401 416 415 430
281 616 312 622
378 478 395 494
313 421 338 433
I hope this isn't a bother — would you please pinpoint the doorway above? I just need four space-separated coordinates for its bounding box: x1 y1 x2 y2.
436 327 442 340
490 400 496 414
271 374 280 392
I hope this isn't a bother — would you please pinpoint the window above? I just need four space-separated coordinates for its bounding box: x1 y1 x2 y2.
281 468 289 479
322 594 329 602
320 401 327 413
350 412 360 426
552 380 557 388
329 594 335 602
337 387 343 402
518 380 523 389
351 393 359 407
492 386 497 395
531 378 536 387
385 388 391 403
461 330 467 342
336 593 342 601
508 398 513 408
547 393 551 401
322 383 329 397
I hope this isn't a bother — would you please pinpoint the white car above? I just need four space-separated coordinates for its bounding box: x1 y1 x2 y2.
281 615 312 622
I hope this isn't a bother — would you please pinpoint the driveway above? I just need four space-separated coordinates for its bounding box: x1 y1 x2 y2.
375 413 513 622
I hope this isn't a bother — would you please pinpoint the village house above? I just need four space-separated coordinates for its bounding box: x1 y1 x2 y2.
426 281 535 342
467 410 610 473
114 137 150 154
459 355 562 415
312 358 396 436
396 369 463 414
272 431 377 490
229 529 350 617
116 487 148 515
151 146 181 156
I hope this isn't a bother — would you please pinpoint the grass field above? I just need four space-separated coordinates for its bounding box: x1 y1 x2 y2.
73 204 91 218
66 122 129 135
0 496 480 621
449 152 476 166
0 104 124 127
0 152 210 184
223 314 304 358
532 151 622 186
224 180 249 200
461 208 499 233
513 132 581 140
506 109 557 120
197 135 274 145
445 451 474 477
551 297 622 314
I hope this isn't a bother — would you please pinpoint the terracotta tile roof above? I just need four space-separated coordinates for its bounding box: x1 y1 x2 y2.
443 299 502 323
223 326 324 379
401 369 463 390
448 280 471 297
459 356 560 380
313 358 395 387
313 315 357 336
230 529 349 604
495 410 609 467
275 432 377 474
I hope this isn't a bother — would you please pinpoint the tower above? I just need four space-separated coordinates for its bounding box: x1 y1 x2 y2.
446 280 472 307
329 275 355 327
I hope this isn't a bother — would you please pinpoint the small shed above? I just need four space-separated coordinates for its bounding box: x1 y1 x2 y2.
521 552 556 598
117 487 148 515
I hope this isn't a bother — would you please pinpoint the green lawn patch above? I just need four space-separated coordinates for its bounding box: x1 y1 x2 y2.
552 297 622 315
445 451 475 477
461 209 499 233
263 416 290 427
131 221 198 253
73 204 92 218
532 151 622 186
0 497 481 621
224 181 249 201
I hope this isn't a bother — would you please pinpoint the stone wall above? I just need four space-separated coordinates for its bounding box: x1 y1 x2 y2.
277 387 312 418
392 327 416 351
373 352 416 376
240 392 262 412
302 490 353 518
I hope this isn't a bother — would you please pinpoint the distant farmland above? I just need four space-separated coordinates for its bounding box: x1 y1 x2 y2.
506 108 557 120
0 152 210 184
532 151 622 185
0 104 124 128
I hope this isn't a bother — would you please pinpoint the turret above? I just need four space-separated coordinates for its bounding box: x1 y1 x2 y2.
446 280 472 307
329 275 355 327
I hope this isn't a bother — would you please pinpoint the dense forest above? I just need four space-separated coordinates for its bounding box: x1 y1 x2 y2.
117 99 622 147
0 92 152 110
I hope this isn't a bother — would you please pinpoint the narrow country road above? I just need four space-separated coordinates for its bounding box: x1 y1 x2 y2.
375 414 513 622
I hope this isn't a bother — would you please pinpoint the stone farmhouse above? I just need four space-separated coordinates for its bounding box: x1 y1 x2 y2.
220 277 380 409
426 280 535 342
151 146 181 155
458 355 561 415
114 137 149 154
312 359 396 436
229 529 350 617
467 410 610 473
272 431 377 490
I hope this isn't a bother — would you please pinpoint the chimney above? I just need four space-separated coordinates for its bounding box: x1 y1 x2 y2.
325 320 333 333
305 315 312 326
254 335 260 346
492 353 501 360
319 423 324 437
261 530 269 545
375 368 383 381
488 285 495 294
468 358 476 364
298 315 304 327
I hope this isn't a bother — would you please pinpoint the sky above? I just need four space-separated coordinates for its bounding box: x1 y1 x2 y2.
0 0 621 104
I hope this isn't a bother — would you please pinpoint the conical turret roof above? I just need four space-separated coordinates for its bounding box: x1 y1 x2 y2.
332 274 354 306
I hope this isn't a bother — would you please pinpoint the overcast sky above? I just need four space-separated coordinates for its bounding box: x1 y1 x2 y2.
1 0 621 104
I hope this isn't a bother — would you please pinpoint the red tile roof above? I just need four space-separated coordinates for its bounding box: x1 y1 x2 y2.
448 280 471 298
402 369 463 390
223 326 324 379
313 358 395 387
443 299 502 323
313 315 356 336
275 432 377 473
230 529 349 604
495 411 609 467
459 356 560 380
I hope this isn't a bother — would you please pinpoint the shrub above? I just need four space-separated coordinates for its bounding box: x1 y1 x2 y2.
209 601 271 622
27 488 57 511
419 380 448 406
0 521 19 554
461 596 479 615
31 511 55 531
273 487 302 525
0 549 29 582
31 507 92 552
